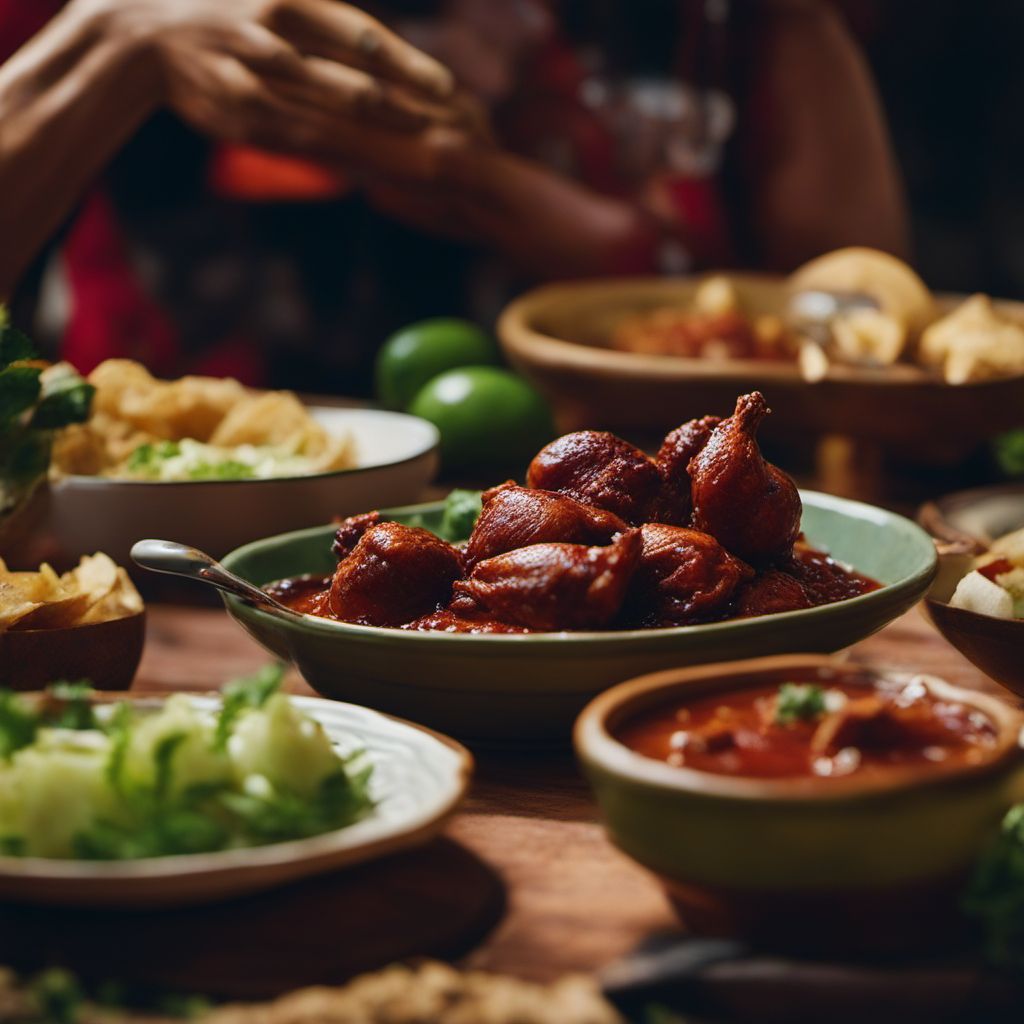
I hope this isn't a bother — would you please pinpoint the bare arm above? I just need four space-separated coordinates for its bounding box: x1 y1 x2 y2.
0 0 459 299
741 0 909 270
0 6 159 298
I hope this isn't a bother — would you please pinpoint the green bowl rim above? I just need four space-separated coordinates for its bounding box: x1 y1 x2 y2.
573 654 1024 805
220 489 938 646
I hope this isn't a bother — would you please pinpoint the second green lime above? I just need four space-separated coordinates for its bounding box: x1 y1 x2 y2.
408 367 554 473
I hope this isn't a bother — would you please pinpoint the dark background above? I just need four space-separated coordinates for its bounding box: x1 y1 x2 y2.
843 0 1024 299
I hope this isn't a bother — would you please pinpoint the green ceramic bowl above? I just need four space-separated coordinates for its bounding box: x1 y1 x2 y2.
220 491 937 744
575 654 1024 954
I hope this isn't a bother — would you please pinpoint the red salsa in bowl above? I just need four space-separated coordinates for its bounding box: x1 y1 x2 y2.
615 673 998 782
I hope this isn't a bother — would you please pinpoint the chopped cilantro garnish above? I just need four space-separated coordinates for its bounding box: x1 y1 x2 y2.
127 441 182 474
774 682 827 726
0 690 39 759
186 459 254 481
1 666 374 861
214 663 284 751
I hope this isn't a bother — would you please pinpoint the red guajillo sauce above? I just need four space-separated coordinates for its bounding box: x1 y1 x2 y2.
616 676 998 780
264 544 879 634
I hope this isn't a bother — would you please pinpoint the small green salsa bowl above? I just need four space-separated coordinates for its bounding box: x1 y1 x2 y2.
220 492 937 745
575 654 1024 954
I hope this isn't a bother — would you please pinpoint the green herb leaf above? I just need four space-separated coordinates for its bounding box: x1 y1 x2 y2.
995 429 1024 479
0 323 34 369
152 732 187 802
438 488 483 542
774 683 827 726
31 377 95 430
964 804 1024 972
127 440 181 475
213 663 285 751
0 365 42 426
0 690 39 759
187 459 254 481
29 969 83 1024
219 765 373 844
44 681 98 730
0 836 25 856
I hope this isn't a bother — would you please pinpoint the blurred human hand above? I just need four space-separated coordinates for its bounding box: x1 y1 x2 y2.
70 0 466 151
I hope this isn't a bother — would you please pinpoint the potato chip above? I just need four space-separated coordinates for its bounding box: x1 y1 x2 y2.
0 553 143 633
210 391 314 448
77 567 144 623
49 358 355 480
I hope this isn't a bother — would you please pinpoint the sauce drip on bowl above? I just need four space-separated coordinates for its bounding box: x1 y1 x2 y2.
616 674 997 780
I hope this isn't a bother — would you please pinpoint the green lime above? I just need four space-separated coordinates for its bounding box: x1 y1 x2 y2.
408 366 555 473
375 318 498 410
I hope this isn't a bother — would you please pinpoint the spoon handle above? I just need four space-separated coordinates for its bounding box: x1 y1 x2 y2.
130 539 295 615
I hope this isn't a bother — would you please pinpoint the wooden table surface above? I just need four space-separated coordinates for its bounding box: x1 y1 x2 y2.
126 602 1010 989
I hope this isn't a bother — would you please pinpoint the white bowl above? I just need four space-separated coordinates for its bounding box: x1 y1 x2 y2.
0 694 471 908
45 407 439 566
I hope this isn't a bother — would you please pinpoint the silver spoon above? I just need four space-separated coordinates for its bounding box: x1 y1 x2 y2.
130 539 301 618
787 288 880 347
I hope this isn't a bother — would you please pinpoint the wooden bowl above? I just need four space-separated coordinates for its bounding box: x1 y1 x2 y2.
497 275 1024 453
919 483 1024 696
575 654 1024 955
0 611 146 691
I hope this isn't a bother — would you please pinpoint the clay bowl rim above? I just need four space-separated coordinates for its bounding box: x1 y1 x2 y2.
574 653 1024 804
1 608 146 640
918 481 1024 552
498 274 1024 389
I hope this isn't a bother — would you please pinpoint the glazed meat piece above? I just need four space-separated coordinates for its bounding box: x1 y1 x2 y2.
734 570 814 617
464 482 628 568
450 530 642 631
627 524 752 626
652 415 721 524
331 511 382 559
329 522 463 627
526 431 661 524
689 392 801 564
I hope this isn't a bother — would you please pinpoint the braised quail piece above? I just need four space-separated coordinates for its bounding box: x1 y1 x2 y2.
450 530 642 631
464 482 628 569
627 523 753 626
526 431 661 524
331 510 382 559
652 415 721 524
734 569 814 617
689 392 802 564
328 522 463 627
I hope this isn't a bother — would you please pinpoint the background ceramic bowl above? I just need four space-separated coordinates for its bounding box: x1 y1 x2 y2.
219 493 937 745
575 654 1024 954
0 611 145 691
919 483 1024 696
43 407 439 569
498 275 1024 456
0 693 471 908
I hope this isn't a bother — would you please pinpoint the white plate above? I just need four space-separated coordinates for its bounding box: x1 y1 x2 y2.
0 695 471 908
44 407 439 565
